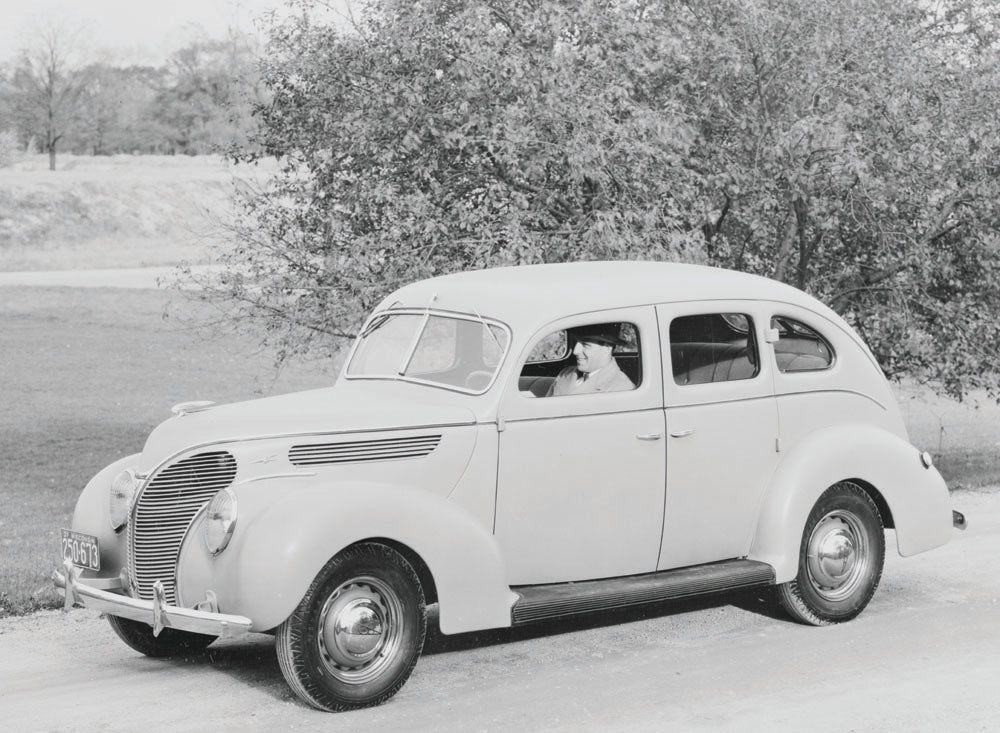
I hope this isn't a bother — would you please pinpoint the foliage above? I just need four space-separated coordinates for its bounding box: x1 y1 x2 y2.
7 22 91 170
222 1 1000 397
677 0 1000 398
1 30 262 159
223 0 711 361
72 64 166 155
0 129 18 167
149 34 264 154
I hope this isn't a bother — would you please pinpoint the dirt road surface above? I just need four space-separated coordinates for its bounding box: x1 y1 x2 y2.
2 489 996 732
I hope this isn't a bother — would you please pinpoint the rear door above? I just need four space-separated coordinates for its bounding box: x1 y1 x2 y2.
656 302 780 570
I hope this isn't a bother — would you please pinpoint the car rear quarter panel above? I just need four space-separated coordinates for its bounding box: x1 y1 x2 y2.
750 303 953 580
750 423 953 582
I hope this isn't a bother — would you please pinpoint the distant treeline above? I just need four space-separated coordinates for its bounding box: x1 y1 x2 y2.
0 30 260 163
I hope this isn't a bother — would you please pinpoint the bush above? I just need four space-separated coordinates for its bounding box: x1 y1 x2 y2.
0 129 19 168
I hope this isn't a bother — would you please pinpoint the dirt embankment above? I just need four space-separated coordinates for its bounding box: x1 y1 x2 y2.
0 155 272 271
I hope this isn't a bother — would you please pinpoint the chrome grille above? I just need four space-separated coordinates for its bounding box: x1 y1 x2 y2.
129 451 237 605
288 434 441 466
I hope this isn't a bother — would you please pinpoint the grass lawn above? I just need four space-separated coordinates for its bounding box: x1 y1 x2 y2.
0 285 332 616
896 382 1000 492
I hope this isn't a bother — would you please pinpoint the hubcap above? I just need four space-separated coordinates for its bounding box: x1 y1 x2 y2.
806 511 869 601
317 577 403 684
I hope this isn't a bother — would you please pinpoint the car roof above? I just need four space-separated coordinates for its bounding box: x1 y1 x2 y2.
378 261 841 331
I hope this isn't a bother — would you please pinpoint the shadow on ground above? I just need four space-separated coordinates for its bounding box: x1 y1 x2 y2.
142 585 789 703
422 586 789 656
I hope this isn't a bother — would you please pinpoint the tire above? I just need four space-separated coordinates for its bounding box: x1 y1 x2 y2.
276 543 427 712
777 481 885 626
107 615 216 657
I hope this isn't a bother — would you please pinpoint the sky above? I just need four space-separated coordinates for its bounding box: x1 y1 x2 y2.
0 0 354 66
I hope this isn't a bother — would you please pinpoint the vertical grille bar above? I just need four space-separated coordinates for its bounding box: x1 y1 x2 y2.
129 451 237 605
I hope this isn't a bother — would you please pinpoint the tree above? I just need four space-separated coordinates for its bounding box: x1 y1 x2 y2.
152 32 263 154
673 0 1000 396
217 0 1000 398
9 22 90 170
219 0 708 361
73 64 165 155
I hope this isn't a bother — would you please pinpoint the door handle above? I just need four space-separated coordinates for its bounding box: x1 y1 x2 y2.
669 429 695 438
636 433 663 441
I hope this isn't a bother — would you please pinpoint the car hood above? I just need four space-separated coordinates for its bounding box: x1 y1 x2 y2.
136 382 478 474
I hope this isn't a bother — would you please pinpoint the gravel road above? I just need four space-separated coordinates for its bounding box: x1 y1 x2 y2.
2 489 996 732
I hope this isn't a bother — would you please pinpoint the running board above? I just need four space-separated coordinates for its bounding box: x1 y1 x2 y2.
510 559 775 626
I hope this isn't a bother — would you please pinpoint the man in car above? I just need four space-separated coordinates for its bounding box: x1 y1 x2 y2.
546 324 635 396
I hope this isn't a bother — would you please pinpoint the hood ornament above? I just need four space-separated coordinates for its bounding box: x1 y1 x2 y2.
171 401 216 417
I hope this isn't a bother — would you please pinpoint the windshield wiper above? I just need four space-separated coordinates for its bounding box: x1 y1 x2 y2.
359 313 391 339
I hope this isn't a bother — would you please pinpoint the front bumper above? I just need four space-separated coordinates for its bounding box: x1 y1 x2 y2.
53 559 252 640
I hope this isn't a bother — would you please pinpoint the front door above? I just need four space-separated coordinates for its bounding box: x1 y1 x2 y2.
495 307 666 585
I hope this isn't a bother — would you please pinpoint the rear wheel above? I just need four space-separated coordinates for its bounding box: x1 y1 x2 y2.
276 543 426 711
107 615 216 657
777 482 885 626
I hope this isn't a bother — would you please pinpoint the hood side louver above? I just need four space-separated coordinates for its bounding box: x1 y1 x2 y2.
288 434 442 466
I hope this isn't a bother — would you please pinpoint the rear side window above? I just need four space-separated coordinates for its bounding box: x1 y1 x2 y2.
771 316 834 372
669 313 759 385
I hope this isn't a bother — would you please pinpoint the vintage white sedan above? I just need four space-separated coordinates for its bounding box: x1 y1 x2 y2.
55 261 965 711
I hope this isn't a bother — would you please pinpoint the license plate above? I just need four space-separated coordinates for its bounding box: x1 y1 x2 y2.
61 529 100 571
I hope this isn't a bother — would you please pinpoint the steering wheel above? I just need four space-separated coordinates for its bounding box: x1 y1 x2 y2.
464 370 493 391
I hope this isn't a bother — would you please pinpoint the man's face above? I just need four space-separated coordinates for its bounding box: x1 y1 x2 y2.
573 339 614 373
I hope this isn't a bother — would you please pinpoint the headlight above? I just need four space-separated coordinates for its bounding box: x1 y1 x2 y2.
204 488 237 555
109 469 141 532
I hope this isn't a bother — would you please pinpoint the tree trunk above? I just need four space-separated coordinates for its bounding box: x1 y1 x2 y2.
48 145 56 171
794 199 812 290
773 199 798 282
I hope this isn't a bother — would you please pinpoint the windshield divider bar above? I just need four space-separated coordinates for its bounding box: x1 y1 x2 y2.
398 293 437 376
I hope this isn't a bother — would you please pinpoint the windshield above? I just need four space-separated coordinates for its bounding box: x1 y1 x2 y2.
346 311 510 393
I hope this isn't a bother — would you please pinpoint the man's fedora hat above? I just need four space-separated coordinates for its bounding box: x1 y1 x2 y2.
570 323 624 347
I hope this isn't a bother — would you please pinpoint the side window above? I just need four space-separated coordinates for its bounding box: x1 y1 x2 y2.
771 316 834 372
519 322 641 397
525 331 570 363
669 313 760 385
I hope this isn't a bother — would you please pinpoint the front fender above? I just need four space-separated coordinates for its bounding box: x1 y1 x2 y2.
749 424 953 583
70 453 141 583
192 478 516 634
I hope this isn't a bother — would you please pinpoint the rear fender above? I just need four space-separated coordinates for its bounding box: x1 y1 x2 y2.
750 424 952 583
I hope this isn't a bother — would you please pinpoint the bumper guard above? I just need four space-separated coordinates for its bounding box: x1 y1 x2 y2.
53 559 252 640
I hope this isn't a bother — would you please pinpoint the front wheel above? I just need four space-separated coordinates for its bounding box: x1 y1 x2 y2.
276 543 427 712
777 482 885 626
107 615 216 657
